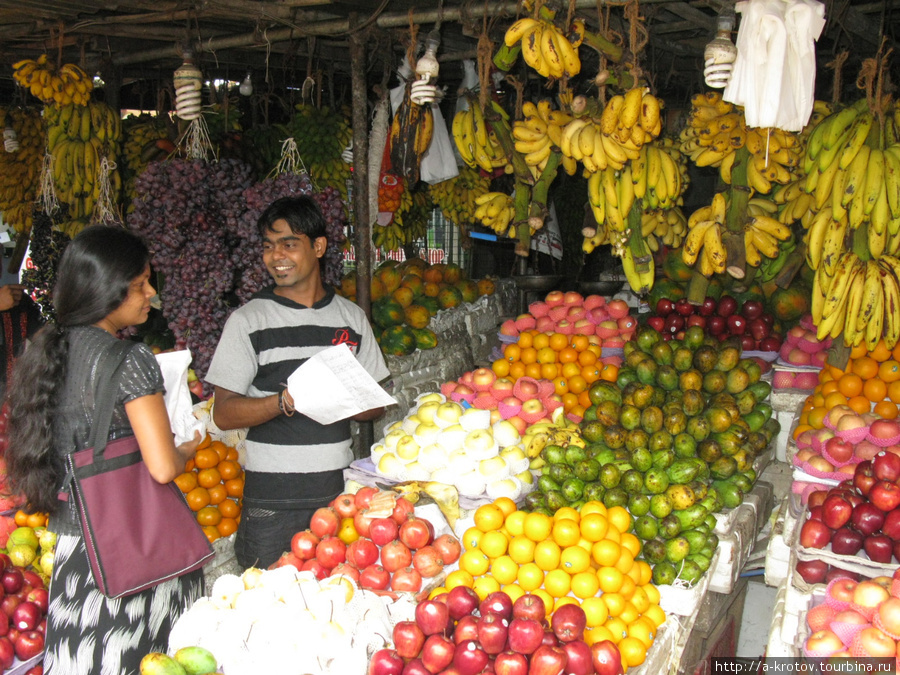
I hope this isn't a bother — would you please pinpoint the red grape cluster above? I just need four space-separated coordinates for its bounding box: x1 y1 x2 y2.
230 173 347 303
128 159 254 382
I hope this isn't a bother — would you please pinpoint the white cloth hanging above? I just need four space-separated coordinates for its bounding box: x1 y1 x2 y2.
723 0 825 132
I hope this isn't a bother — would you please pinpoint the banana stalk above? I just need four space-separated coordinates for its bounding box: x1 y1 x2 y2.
773 241 808 289
486 104 534 185
722 230 747 279
493 44 522 72
513 179 532 254
686 268 710 305
580 30 624 64
518 153 560 256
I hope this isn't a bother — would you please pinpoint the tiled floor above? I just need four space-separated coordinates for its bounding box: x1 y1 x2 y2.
737 577 778 657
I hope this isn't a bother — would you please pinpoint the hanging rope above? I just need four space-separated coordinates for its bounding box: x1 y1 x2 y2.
624 0 649 83
92 157 119 224
182 115 216 162
826 51 849 105
38 153 59 215
272 137 312 183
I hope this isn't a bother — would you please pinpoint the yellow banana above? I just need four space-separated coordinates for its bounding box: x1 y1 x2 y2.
505 17 540 47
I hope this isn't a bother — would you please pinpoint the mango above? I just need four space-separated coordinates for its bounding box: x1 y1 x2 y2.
173 646 218 675
139 653 187 675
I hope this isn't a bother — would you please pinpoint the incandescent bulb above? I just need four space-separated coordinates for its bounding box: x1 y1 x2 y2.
239 73 253 96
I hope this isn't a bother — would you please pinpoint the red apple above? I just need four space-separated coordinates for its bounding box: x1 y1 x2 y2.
528 644 568 675
855 461 878 497
872 481 900 513
13 630 43 661
824 437 855 464
512 594 546 623
562 640 594 675
590 640 624 675
822 494 854 530
476 612 509 655
800 518 832 549
865 534 895 564
415 599 451 637
855 626 897 657
853 580 891 610
550 603 586 643
796 559 828 584
506 618 544 655
453 639 489 675
447 585 480 620
454 614 480 645
494 651 529 675
368 649 406 675
804 629 843 655
422 634 455 673
876 597 900 637
831 526 864 556
0 637 11 670
393 620 427 659
479 591 514 622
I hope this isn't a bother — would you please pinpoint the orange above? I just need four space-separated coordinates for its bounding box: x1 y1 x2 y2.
194 448 219 469
853 356 879 379
848 396 871 414
504 344 522 362
525 363 543 379
578 390 593 408
534 540 562 571
580 513 609 542
807 407 827 428
643 604 667 629
207 484 227 505
493 497 517 518
570 404 586 420
602 591 626 617
517 331 534 349
568 375 588 395
202 525 220 543
598 566 625 593
479 531 509 558
197 467 222 489
516 562 544 592
524 512 553 542
875 400 899 419
184 459 195 472
615 548 635 574
532 333 551 350
793 423 814 439
508 535 536 564
445 569 475 590
581 501 607 517
823 392 848 409
219 498 240 519
501 584 526 604
618 636 648 668
537 347 558 364
217 459 241 481
592 539 621 567
197 433 212 450
531 589 555 616
571 570 601 599
216 517 238 537
581 597 610 627
174 471 198 493
604 617 628 644
225 447 239 461
606 506 631 535
619 574 637 600
584 625 616 646
505 510 527 536
509 362 526 380
552 519 581 547
559 347 579 364
620 532 642 559
25 512 46 528
13 511 27 527
186 486 211 511
549 333 569 351
210 440 228 462
474 503 505 532
520 347 538 365
492 359 511 377
636 561 653 586
577 349 598 367
562 392 579 411
619 601 639 625
890 381 900 404
864 378 888 403
560 546 591 574
872 340 893 362
851 342 870 359
554 506 580 522
472 576 501 601
630 585 650 613
582 366 601 385
463 527 484 551
196 505 222 526
553 377 569 396
600 364 619 382
572 334 590 351
893 342 900 361
460 550 490 576
880 360 900 383
820 381 840 396
490 555 519 585
544 569 571 598
554 596 580 613
540 363 559 380
224 477 244 498
561 362 582 379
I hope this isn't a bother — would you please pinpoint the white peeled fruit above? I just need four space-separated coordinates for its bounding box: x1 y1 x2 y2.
416 401 441 424
436 424 468 452
492 420 522 448
211 573 245 609
516 469 535 485
501 447 530 474
455 470 487 497
486 477 523 501
434 401 464 427
383 428 407 451
401 415 421 435
405 461 431 481
377 452 406 478
241 567 265 590
370 443 388 464
418 443 448 471
478 455 510 480
447 448 473 474
416 392 445 406
463 429 499 458
459 407 492 432
413 422 442 446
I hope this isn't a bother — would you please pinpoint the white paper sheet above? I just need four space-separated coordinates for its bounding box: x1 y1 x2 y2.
286 344 396 425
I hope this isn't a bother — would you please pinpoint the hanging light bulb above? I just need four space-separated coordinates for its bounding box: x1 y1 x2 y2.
703 4 738 89
239 72 253 97
174 50 203 121
3 128 18 153
411 28 441 105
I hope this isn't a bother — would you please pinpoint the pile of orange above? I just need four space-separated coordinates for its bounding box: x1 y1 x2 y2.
794 340 900 439
13 510 48 529
429 499 663 670
492 332 619 419
175 435 244 543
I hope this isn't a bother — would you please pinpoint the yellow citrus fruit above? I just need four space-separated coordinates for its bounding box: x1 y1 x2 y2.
631 586 650 614
490 555 519 586
554 506 580 522
580 501 607 518
501 584 527 604
552 519 582 548
620 532 641 558
615 548 635 575
544 569 571 598
479 531 509 559
576 537 594 553
429 586 448 600
604 617 628 644
446 569 475 590
517 562 544 592
619 575 637 600
524 512 553 542
643 604 666 628
531 589 554 617
626 562 643 585
579 513 609 542
460 550 490 576
643 582 660 605
584 625 615 646
602 592 626 617
505 511 527 537
636 561 654 587
619 601 639 625
628 616 656 648
493 497 517 518
462 527 483 551
508 535 536 564
560 545 591 575
604 523 621 543
618 636 648 667
554 595 579 612
592 539 621 567
472 575 501 601
534 540 562 571
571 571 601 599
581 596 610 627
474 504 505 532
606 506 631 535
598 566 624 593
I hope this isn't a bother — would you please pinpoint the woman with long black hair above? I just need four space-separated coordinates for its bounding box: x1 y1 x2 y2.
6 225 203 675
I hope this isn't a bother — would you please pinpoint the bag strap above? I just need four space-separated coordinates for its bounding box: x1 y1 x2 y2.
86 339 139 461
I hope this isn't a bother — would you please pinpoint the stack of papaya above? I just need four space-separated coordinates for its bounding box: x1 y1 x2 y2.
337 258 496 357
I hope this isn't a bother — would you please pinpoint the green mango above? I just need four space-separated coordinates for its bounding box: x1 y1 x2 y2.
173 647 218 675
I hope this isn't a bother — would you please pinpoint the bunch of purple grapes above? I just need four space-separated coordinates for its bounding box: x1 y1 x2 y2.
227 173 347 303
128 159 253 381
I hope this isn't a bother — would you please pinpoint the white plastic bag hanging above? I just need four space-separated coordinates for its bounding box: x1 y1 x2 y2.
390 62 458 185
155 349 206 445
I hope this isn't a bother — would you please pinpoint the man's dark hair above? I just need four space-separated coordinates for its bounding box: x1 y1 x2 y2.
257 196 327 241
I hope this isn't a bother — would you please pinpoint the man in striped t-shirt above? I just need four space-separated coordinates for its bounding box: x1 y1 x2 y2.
206 196 390 570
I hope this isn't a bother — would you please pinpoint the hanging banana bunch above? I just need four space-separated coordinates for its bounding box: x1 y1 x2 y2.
12 56 93 106
474 192 516 236
503 17 584 79
428 167 491 231
0 106 44 234
452 99 508 174
512 100 576 179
